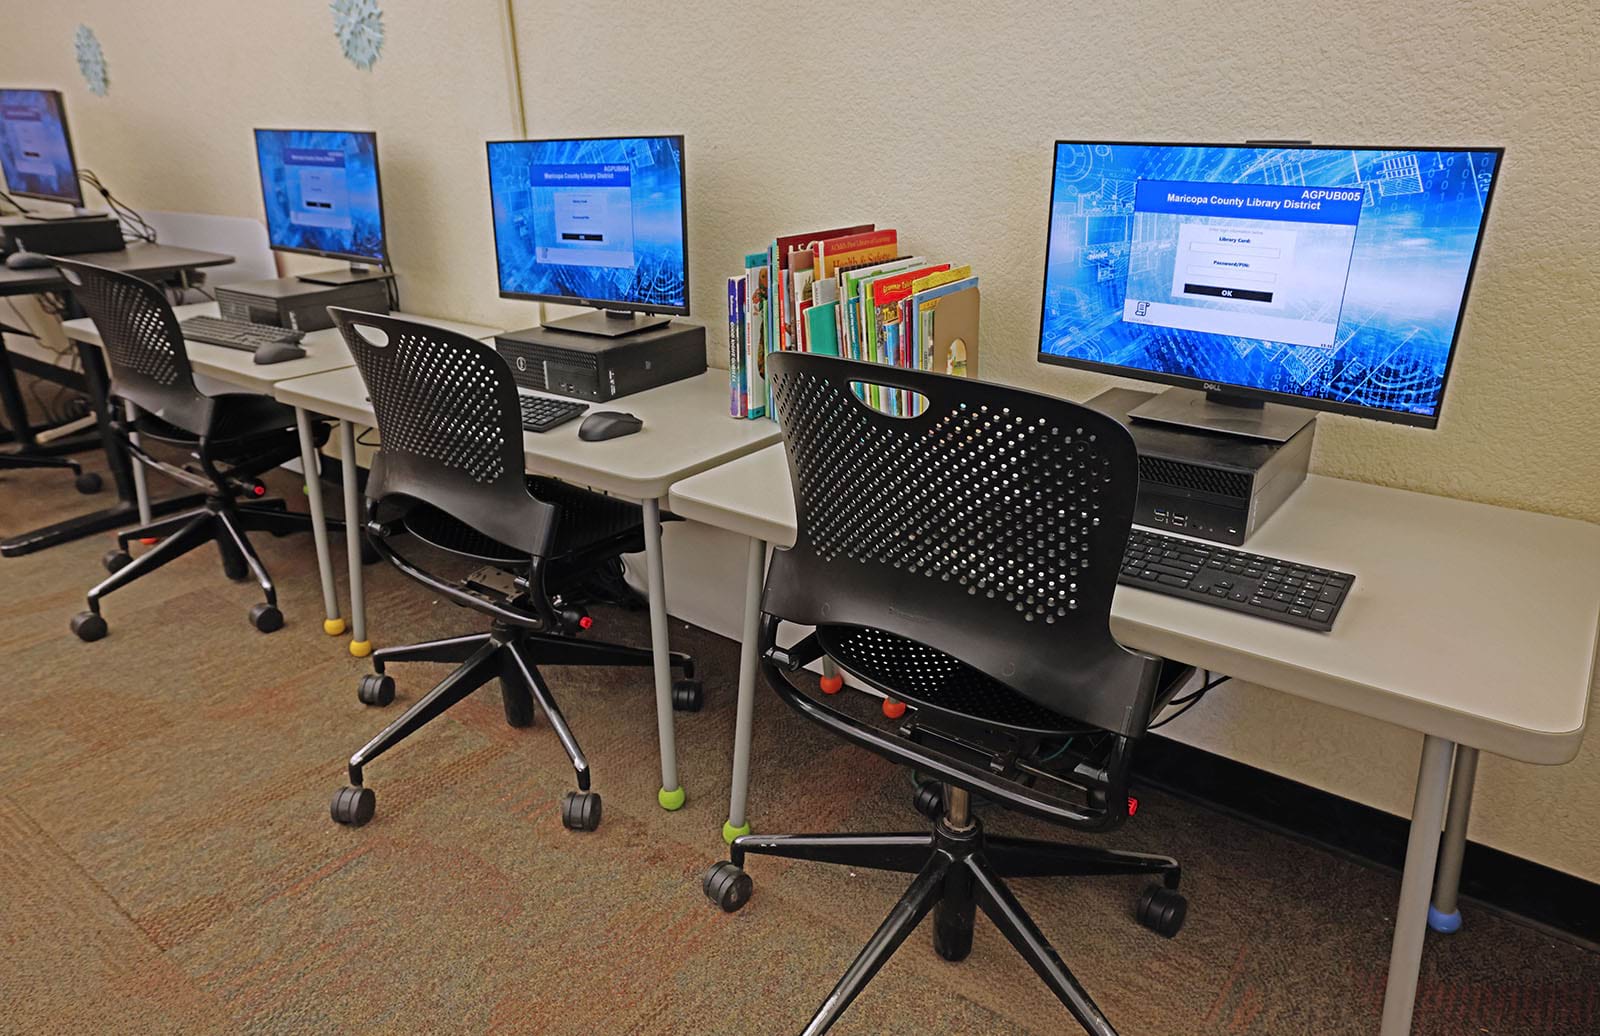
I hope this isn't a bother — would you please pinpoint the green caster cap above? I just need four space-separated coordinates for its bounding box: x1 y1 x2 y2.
657 785 686 811
722 820 751 844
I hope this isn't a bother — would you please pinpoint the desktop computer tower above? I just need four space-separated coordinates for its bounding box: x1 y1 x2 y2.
494 322 707 402
1087 387 1313 546
0 214 124 257
214 276 390 333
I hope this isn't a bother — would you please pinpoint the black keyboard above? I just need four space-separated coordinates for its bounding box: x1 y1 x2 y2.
1119 528 1353 632
180 315 303 352
519 394 588 433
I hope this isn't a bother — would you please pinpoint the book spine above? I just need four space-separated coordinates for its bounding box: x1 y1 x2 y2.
728 277 740 417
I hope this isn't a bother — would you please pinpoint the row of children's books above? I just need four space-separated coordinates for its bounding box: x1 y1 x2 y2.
727 224 980 419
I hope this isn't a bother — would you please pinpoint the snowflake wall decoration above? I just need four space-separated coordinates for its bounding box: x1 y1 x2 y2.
74 25 109 97
331 0 385 72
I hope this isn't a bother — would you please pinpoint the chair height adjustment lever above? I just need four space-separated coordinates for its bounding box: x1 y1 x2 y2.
763 646 804 672
365 520 391 539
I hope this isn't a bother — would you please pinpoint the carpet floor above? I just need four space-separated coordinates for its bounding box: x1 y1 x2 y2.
1 441 1597 1035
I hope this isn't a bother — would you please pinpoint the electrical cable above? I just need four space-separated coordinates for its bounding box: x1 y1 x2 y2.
0 188 31 214
1148 670 1231 730
76 170 157 244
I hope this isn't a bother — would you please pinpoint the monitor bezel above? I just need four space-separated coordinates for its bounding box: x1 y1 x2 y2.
1035 139 1505 429
484 134 690 317
0 89 85 207
252 128 389 266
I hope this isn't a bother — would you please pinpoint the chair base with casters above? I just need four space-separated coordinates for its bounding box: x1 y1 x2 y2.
704 620 1195 1036
0 453 102 494
69 404 331 642
329 486 703 833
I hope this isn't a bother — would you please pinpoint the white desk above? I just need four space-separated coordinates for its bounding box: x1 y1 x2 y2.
61 302 501 641
274 363 783 810
667 443 1600 1036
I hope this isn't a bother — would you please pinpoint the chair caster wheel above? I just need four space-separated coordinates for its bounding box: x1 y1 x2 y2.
102 549 131 574
882 698 907 719
357 673 395 707
330 785 375 827
1136 884 1187 938
70 611 107 642
75 472 102 494
704 861 752 913
671 678 703 712
913 780 945 820
248 603 284 633
561 790 602 831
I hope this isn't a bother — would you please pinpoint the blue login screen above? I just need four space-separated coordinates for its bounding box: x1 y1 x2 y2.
488 136 687 311
1039 143 1501 419
0 90 81 205
255 129 386 262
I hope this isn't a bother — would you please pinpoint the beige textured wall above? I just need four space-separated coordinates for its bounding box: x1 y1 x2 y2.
0 0 531 329
513 0 1600 880
4 1 1597 877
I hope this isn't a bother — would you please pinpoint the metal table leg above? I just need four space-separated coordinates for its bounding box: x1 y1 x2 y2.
1428 745 1479 933
125 401 152 526
1379 735 1455 1036
295 407 343 637
642 497 683 811
339 420 370 657
723 536 767 843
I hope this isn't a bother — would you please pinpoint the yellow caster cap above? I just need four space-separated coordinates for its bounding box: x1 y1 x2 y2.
323 617 347 636
349 639 373 658
722 820 750 844
657 785 686 811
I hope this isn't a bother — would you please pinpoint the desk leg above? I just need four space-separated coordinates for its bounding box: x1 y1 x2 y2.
339 421 370 657
1379 734 1454 1036
1427 745 1479 934
294 407 343 637
723 536 767 843
642 498 683 810
125 401 152 526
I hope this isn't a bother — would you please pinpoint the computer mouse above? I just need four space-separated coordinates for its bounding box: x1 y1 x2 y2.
253 340 308 365
4 250 52 270
578 410 643 442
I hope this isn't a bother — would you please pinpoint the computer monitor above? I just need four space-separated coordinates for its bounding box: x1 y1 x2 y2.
253 128 389 285
1037 141 1503 439
0 89 84 208
486 135 688 336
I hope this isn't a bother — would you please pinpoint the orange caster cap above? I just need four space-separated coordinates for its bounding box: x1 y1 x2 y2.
819 674 844 694
882 698 907 719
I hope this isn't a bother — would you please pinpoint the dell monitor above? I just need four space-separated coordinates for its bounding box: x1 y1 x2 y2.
0 88 85 210
253 128 390 286
486 134 688 336
1038 141 1503 439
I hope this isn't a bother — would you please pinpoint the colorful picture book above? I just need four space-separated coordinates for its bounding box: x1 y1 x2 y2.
726 223 980 419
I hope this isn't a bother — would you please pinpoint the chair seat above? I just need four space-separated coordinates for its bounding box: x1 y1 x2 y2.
132 393 300 446
400 478 644 566
816 625 1088 735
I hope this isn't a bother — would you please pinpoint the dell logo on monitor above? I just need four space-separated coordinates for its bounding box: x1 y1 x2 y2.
1203 382 1221 391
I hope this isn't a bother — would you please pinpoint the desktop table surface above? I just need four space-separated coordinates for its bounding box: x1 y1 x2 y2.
668 443 1600 765
273 365 783 502
62 301 501 394
0 243 233 296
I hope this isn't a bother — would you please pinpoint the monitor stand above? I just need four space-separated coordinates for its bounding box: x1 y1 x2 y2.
296 263 395 287
22 207 106 222
1127 387 1317 443
544 308 672 338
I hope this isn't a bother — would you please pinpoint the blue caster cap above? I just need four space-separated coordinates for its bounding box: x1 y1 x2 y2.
1427 905 1462 933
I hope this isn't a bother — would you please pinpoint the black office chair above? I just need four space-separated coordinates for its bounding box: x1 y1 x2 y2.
324 308 700 832
53 258 330 642
703 353 1195 1036
0 318 102 493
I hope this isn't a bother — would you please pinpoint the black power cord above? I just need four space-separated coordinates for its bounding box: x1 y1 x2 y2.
1148 670 1232 730
76 170 157 244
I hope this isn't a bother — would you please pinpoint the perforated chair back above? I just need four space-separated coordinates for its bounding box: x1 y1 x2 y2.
51 257 211 432
764 352 1158 737
328 308 558 558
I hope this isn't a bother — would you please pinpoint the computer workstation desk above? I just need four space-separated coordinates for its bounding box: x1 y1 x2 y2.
57 300 502 642
1 244 235 557
666 440 1600 1036
271 363 783 812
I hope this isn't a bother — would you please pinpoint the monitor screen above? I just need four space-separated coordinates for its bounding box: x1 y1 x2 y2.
0 89 83 206
486 135 688 314
254 129 387 264
1038 142 1502 426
